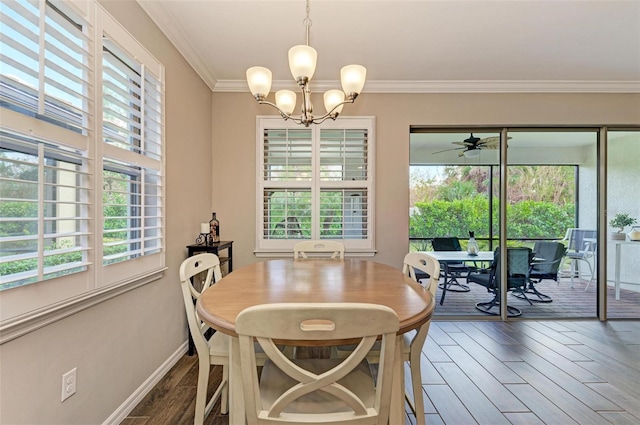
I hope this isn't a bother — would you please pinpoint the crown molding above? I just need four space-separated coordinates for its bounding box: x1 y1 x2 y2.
214 79 640 94
137 0 218 92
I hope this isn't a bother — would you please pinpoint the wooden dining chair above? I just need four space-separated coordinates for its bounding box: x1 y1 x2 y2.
236 302 399 425
179 253 229 425
335 252 439 425
293 240 345 259
400 252 440 425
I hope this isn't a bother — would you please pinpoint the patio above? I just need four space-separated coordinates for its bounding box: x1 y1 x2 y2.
431 276 640 319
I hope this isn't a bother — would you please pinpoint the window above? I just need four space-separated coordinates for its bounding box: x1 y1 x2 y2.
0 131 90 290
256 117 375 254
0 0 164 328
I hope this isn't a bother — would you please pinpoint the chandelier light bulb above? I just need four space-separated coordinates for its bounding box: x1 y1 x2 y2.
289 45 317 82
323 90 345 115
246 66 272 98
276 90 297 115
341 64 367 96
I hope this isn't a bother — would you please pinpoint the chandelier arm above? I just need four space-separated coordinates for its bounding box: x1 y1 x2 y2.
256 99 303 124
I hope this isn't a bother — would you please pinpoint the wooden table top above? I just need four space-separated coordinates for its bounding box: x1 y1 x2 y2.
196 258 435 342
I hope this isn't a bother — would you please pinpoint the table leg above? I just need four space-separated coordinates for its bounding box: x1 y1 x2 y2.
389 334 404 424
229 337 245 424
615 242 621 300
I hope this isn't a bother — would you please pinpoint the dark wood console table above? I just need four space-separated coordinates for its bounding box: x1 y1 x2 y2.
186 240 233 274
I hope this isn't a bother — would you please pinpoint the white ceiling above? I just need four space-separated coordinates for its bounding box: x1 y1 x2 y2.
138 0 640 94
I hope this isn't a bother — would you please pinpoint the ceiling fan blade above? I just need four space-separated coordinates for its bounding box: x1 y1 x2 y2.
477 136 512 149
433 147 464 154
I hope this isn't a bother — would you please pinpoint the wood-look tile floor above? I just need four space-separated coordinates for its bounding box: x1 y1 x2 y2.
123 320 640 425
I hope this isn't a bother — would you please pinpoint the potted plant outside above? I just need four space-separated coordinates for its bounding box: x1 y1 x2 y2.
609 213 637 240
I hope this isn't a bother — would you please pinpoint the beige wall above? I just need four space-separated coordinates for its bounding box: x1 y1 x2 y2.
212 92 640 269
0 1 213 424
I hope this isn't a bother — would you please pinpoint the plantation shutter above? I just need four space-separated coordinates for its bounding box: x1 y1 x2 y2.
257 118 375 252
0 0 92 134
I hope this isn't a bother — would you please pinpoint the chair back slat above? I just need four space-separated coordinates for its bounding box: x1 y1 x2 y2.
293 240 345 259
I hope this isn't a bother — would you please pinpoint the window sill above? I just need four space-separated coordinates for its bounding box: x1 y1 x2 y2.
0 268 166 345
254 250 377 258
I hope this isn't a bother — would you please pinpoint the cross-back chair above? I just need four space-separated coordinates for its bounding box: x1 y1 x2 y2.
179 253 229 425
236 302 399 425
335 252 439 425
293 240 345 259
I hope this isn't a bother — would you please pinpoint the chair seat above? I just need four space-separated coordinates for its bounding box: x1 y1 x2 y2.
207 331 230 358
336 332 413 360
259 358 375 414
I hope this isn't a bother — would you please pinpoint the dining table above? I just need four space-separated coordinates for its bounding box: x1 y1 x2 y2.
196 257 435 424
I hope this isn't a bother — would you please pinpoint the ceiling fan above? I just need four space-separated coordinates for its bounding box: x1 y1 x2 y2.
433 133 504 157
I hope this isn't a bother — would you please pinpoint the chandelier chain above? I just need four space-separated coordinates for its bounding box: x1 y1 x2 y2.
304 0 312 46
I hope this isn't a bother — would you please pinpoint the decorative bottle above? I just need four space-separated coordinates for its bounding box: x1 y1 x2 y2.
467 231 479 256
209 212 220 244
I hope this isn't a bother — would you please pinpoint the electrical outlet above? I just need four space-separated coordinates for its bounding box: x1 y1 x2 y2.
61 368 77 402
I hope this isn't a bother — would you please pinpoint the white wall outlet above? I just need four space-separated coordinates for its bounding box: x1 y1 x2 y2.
61 368 77 402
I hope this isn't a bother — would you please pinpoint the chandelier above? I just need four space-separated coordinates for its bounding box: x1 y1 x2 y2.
246 0 366 127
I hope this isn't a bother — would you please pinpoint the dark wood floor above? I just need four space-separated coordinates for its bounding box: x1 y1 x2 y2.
122 320 640 425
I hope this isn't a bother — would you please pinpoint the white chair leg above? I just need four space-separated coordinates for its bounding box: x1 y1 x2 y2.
408 347 425 425
194 357 209 425
220 364 229 415
582 259 595 291
570 259 576 288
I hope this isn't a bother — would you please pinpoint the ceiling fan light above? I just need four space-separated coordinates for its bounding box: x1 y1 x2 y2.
276 90 297 115
289 45 317 82
246 66 272 98
341 64 366 96
323 90 345 115
464 149 481 158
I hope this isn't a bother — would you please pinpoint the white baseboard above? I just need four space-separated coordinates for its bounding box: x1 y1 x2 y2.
103 341 188 425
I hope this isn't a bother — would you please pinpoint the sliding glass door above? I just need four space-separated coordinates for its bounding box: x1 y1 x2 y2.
606 129 640 319
410 127 602 319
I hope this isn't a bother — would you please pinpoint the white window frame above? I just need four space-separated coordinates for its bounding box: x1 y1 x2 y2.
255 116 376 256
0 0 165 341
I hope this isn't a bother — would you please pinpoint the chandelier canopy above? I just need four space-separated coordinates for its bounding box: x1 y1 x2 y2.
246 0 366 127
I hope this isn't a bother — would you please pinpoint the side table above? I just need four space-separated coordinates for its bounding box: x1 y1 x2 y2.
186 240 233 274
185 241 234 355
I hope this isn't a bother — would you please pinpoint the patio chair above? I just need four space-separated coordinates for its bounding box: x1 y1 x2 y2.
236 302 399 425
561 228 597 289
513 241 567 303
431 237 474 305
467 247 533 317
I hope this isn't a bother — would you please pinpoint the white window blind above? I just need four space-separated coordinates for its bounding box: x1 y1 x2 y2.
0 0 165 327
101 25 164 276
0 130 91 290
257 117 375 254
0 0 92 134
